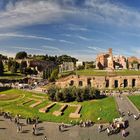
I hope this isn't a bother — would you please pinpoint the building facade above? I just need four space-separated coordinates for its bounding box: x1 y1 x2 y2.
55 75 140 89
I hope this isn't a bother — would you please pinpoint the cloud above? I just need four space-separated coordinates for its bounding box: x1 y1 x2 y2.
11 46 45 52
42 45 61 51
0 33 75 44
58 39 74 44
0 0 140 30
0 33 56 41
84 0 140 27
76 35 92 41
0 0 75 29
67 24 89 31
88 46 106 52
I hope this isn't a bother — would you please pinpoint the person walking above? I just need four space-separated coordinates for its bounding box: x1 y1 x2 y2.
32 123 37 135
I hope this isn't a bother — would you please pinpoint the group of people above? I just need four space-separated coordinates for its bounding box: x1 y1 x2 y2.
79 120 94 127
1 112 40 136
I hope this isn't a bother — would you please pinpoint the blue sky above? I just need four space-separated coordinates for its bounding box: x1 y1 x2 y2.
0 0 140 61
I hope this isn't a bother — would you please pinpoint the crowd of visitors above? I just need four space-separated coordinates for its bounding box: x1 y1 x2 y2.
0 107 140 139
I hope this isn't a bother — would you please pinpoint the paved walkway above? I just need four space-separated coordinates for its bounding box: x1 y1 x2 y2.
0 95 140 140
115 95 139 120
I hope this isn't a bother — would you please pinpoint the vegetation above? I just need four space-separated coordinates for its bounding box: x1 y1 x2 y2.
15 51 27 59
10 61 19 73
128 95 140 110
0 60 4 76
0 88 119 123
76 69 140 76
47 86 101 102
19 61 27 74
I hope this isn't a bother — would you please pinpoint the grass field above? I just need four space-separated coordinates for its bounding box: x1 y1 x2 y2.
76 69 140 76
0 88 119 123
128 95 140 111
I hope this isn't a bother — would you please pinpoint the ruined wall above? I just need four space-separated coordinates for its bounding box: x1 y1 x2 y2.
55 75 140 89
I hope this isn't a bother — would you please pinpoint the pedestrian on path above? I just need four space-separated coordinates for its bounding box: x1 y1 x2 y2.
58 125 62 132
16 122 21 133
32 123 37 135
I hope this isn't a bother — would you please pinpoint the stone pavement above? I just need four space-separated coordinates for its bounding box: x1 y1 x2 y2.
0 95 140 140
114 95 140 120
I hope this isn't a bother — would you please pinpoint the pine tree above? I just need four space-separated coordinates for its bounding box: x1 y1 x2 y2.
0 60 4 76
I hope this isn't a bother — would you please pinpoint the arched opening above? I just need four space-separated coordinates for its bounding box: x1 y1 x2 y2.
124 79 128 88
87 78 91 87
69 80 74 86
106 80 109 88
114 80 118 88
79 81 83 87
132 79 136 87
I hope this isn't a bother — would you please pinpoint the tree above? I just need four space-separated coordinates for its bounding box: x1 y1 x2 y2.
25 67 34 75
43 69 51 79
82 87 90 100
57 55 78 64
15 52 27 59
7 59 13 71
10 61 19 73
62 88 73 102
75 88 83 102
56 92 63 102
20 61 27 74
0 60 4 76
49 68 59 82
47 86 59 101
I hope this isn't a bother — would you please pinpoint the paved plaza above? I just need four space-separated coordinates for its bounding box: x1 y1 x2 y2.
0 95 140 140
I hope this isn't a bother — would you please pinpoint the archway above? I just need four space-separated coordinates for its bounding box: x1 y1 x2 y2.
132 79 136 87
69 80 74 86
87 78 91 87
106 80 109 88
124 79 128 88
114 80 118 88
79 81 83 87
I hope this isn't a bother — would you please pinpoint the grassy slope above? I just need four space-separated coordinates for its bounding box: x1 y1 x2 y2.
0 89 119 123
128 95 140 110
76 69 140 76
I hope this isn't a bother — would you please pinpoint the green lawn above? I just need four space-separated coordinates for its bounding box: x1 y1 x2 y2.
128 95 140 111
0 88 119 123
76 69 140 76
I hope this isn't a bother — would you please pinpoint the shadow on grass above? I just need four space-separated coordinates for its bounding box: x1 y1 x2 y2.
0 87 12 92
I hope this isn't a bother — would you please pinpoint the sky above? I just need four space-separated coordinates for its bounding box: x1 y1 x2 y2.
0 0 140 61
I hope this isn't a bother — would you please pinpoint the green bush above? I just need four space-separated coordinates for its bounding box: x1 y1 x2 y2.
47 86 101 102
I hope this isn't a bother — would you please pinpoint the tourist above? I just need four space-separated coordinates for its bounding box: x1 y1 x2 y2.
127 110 131 116
16 122 21 133
121 129 126 137
32 123 37 135
133 114 138 120
138 113 140 118
106 127 110 136
58 125 62 132
43 136 47 140
98 125 103 133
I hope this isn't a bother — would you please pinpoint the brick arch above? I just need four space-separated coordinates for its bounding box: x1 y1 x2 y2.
132 79 136 87
124 79 128 88
78 81 83 87
69 80 74 86
114 80 118 88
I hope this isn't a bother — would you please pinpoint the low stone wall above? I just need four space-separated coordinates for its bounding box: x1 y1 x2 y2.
30 100 42 108
22 99 33 105
53 104 68 116
69 105 82 118
39 102 56 113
